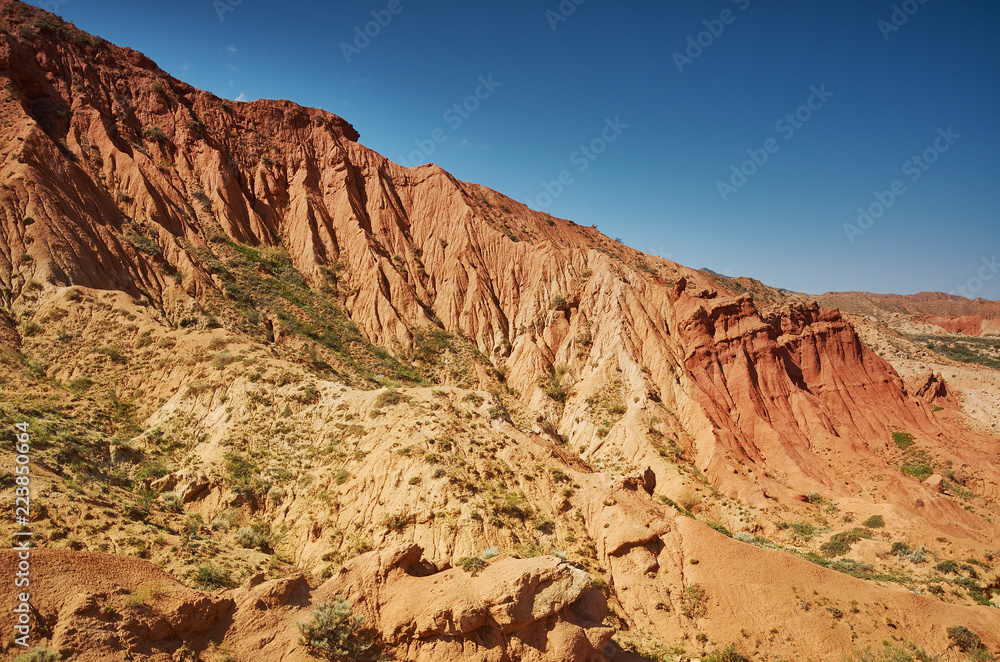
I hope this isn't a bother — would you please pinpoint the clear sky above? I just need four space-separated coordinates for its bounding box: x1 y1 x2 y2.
30 0 1000 299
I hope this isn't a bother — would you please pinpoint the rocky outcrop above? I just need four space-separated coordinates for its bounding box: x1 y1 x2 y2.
907 370 953 406
0 546 614 662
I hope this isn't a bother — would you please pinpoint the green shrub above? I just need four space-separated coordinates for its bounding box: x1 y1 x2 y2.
707 521 733 537
93 344 126 363
161 491 182 512
783 520 817 540
947 626 985 653
820 528 872 558
191 188 212 211
382 512 409 532
142 125 167 141
840 641 939 661
374 388 408 409
297 596 373 658
681 584 707 619
234 521 272 551
703 643 750 662
457 556 488 576
901 463 933 480
190 563 234 589
11 648 62 662
862 515 885 529
892 432 915 450
936 560 959 574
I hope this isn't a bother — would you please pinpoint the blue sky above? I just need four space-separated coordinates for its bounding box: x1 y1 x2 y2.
32 0 1000 299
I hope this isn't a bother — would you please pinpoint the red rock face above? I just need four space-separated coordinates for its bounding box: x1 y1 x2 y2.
667 283 951 496
916 315 1000 336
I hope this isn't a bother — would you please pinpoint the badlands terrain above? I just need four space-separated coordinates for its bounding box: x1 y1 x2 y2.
0 2 998 660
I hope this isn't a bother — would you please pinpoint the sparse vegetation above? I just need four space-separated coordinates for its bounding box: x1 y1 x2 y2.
703 644 751 662
840 641 940 661
820 528 873 558
189 563 234 590
681 584 707 619
892 431 915 450
297 596 374 659
142 125 167 142
862 515 885 529
235 521 273 551
11 649 62 662
457 556 488 576
947 626 987 655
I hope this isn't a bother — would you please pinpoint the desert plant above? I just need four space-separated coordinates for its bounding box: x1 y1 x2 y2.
936 560 960 574
190 563 234 590
840 641 940 661
862 515 885 529
947 626 986 653
681 583 707 619
821 528 872 558
235 521 272 551
457 556 488 576
11 648 62 662
297 596 373 659
142 125 167 141
161 491 182 512
703 643 751 662
892 431 915 450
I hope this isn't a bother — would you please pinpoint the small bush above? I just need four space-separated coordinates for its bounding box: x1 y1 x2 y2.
947 626 985 653
374 388 408 409
892 431 914 450
234 521 272 551
820 528 872 558
935 560 959 574
840 641 939 661
190 563 233 589
191 188 212 211
11 648 62 662
92 344 126 363
862 515 885 529
457 556 488 576
297 596 373 659
142 125 167 142
703 643 750 662
161 492 182 512
382 512 409 532
681 583 707 619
